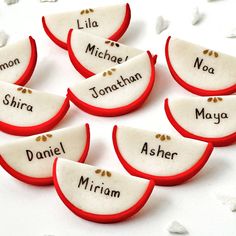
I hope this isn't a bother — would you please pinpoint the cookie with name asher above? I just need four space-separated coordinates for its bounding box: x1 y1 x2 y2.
42 3 131 49
113 125 213 186
0 36 37 85
0 81 69 136
165 36 236 95
0 124 90 185
67 30 152 78
165 95 236 146
67 52 155 116
53 158 155 223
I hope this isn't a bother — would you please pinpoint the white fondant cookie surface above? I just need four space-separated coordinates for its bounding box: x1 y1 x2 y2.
0 37 36 84
0 81 66 126
167 96 236 138
55 159 151 215
0 124 89 179
167 37 236 93
114 126 209 176
68 30 143 75
43 4 129 47
68 52 153 109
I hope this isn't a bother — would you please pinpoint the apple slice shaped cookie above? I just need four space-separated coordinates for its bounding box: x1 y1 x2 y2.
113 125 213 186
53 159 155 223
0 81 69 136
0 124 90 185
67 52 155 116
165 36 236 95
67 30 144 78
165 96 236 146
42 3 131 49
0 36 37 85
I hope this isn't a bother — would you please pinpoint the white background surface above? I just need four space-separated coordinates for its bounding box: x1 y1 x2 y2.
0 0 236 235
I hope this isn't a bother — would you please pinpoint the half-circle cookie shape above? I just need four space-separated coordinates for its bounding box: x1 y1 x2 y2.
165 36 236 96
0 124 90 185
67 52 155 116
42 3 131 50
165 96 236 147
53 158 155 223
0 81 70 136
0 36 37 85
112 125 213 186
67 30 143 78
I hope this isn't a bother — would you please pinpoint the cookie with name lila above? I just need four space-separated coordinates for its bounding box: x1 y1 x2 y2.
0 36 37 85
0 124 90 185
42 4 131 49
165 95 236 146
53 158 155 223
67 52 155 116
0 81 69 136
165 36 236 95
113 125 213 186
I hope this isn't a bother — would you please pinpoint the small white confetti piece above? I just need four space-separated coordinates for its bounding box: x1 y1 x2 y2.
40 0 57 2
156 16 169 34
0 31 9 47
192 7 203 25
4 0 19 5
226 28 236 38
168 221 188 234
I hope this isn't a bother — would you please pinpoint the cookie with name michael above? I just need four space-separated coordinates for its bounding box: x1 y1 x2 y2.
0 36 37 85
0 81 69 136
165 36 236 95
0 124 90 185
53 158 155 223
67 52 155 116
165 95 236 146
113 125 213 186
42 3 131 49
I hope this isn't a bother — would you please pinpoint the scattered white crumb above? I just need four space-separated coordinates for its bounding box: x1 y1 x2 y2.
156 16 169 34
168 221 188 234
40 0 57 2
4 0 19 5
217 194 236 212
192 7 203 25
226 28 236 38
0 31 9 47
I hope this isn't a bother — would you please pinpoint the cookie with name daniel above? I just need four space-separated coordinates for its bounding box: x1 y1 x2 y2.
53 158 155 223
0 36 37 85
165 36 236 95
67 52 155 116
113 125 213 186
42 3 131 49
68 30 156 78
165 95 236 146
0 81 69 136
0 124 90 185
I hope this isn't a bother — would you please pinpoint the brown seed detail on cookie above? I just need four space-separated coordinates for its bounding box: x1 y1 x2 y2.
17 87 32 94
103 68 116 77
104 40 120 47
155 134 171 141
207 97 223 103
35 134 53 142
80 9 94 15
203 49 219 58
95 169 112 177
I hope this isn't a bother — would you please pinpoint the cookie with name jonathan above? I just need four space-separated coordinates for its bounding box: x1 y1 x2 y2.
42 3 131 50
0 36 37 85
67 52 155 116
113 125 213 186
0 81 69 136
0 124 90 185
67 30 147 78
53 158 155 223
165 96 236 146
165 36 236 96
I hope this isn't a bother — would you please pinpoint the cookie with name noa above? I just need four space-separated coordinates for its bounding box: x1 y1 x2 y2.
0 36 37 85
0 124 90 185
165 96 236 146
113 125 213 186
165 36 236 95
53 158 155 223
0 81 69 136
42 3 131 49
67 52 155 116
68 30 146 78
